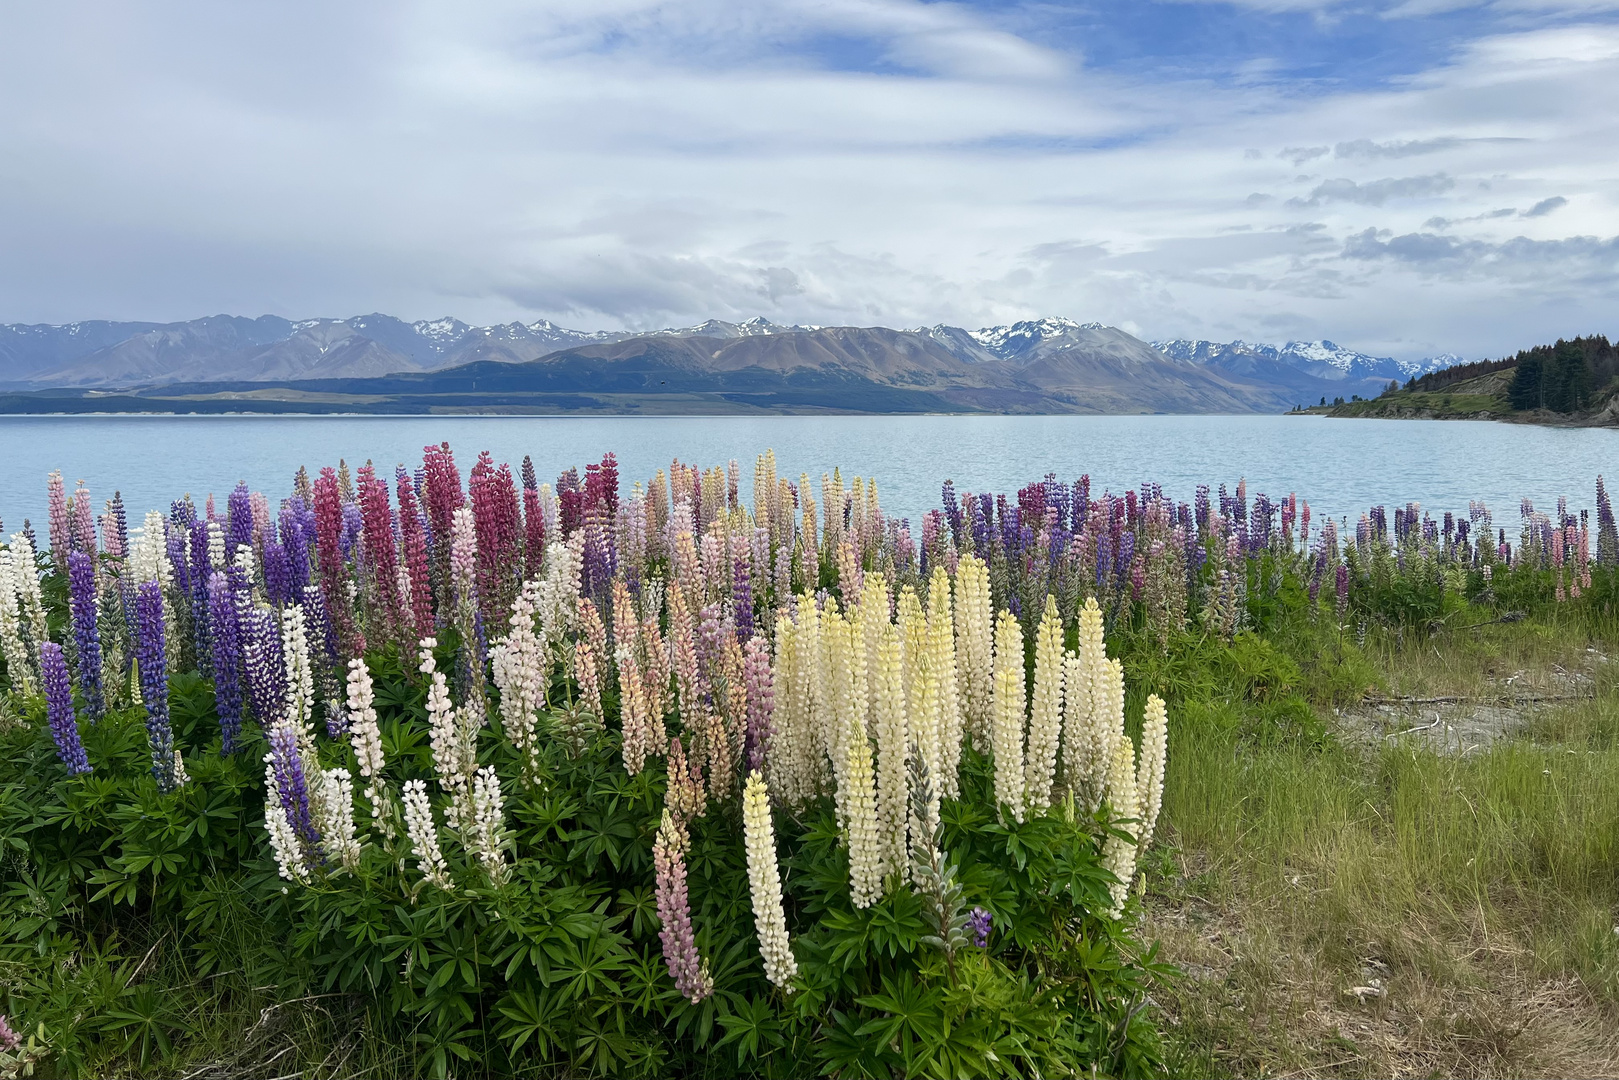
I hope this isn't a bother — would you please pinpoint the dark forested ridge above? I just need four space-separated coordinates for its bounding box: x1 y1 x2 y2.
1306 333 1619 424
1505 335 1617 413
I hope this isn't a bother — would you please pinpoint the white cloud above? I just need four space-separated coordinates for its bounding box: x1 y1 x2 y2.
0 1 1614 364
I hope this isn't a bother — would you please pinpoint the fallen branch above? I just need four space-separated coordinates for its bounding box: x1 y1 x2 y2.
1361 692 1593 706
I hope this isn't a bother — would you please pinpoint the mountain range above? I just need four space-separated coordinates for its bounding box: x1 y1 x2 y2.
0 313 1464 415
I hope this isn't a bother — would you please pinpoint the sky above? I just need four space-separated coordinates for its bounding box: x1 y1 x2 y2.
1 0 1616 361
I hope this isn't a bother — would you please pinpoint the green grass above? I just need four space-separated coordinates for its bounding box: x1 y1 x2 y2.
1144 606 1619 1077
1304 391 1513 419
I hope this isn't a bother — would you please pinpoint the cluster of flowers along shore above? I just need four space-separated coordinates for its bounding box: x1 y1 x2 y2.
0 446 1606 1004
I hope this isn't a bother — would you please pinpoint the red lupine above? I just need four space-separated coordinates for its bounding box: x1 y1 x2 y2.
520 456 546 581
313 466 359 654
470 452 522 628
422 441 464 548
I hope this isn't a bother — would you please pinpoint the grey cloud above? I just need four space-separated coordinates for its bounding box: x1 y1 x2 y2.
1342 227 1619 275
1523 195 1567 217
1291 173 1454 207
1423 208 1515 228
1334 137 1461 159
1278 145 1330 165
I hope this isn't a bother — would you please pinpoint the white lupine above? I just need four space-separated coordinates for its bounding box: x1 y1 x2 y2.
1063 598 1110 807
282 604 314 732
420 637 487 834
470 766 510 886
128 511 168 585
534 539 582 654
8 531 50 664
870 622 910 884
925 569 962 799
990 612 1026 822
315 767 363 871
0 547 36 695
490 582 546 775
742 771 797 990
1024 595 1064 813
1102 731 1140 918
952 555 994 750
842 709 883 909
263 769 309 884
172 747 189 788
401 779 453 892
206 519 226 571
1134 695 1169 851
346 658 384 778
345 657 393 838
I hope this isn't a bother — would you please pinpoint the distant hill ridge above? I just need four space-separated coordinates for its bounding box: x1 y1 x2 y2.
0 312 1457 415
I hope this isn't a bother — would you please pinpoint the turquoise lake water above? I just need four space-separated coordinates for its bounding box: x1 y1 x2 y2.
0 413 1611 531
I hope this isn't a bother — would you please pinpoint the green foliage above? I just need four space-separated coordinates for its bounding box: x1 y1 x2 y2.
0 646 1169 1077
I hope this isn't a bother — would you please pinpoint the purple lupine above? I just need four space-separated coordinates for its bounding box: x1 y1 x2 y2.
1308 549 1327 606
0 1013 18 1053
134 582 178 791
41 642 90 775
968 906 992 949
109 491 129 558
242 606 286 726
208 572 245 753
267 721 320 851
742 634 774 772
1597 477 1618 566
280 496 314 596
339 500 364 562
262 540 292 608
188 519 213 676
227 482 253 560
66 552 104 721
165 525 191 600
1335 563 1349 621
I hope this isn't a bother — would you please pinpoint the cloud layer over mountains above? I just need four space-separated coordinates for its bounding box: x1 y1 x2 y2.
0 2 1614 362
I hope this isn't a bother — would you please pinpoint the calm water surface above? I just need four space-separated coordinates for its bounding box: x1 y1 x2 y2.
0 414 1612 530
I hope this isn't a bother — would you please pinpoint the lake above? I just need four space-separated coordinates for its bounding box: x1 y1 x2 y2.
0 414 1611 532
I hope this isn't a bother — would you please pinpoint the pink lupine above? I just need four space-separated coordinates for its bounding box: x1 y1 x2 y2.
667 587 701 717
250 491 271 556
72 480 96 554
394 466 435 638
641 613 672 720
47 470 69 567
313 467 360 655
422 442 465 570
742 634 774 772
470 452 522 627
521 456 546 580
654 810 713 1002
358 464 404 643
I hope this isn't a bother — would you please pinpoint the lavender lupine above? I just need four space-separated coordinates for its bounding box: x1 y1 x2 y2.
653 809 713 1002
227 482 253 560
66 552 105 720
41 643 90 775
135 581 180 791
742 633 774 772
967 907 991 948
